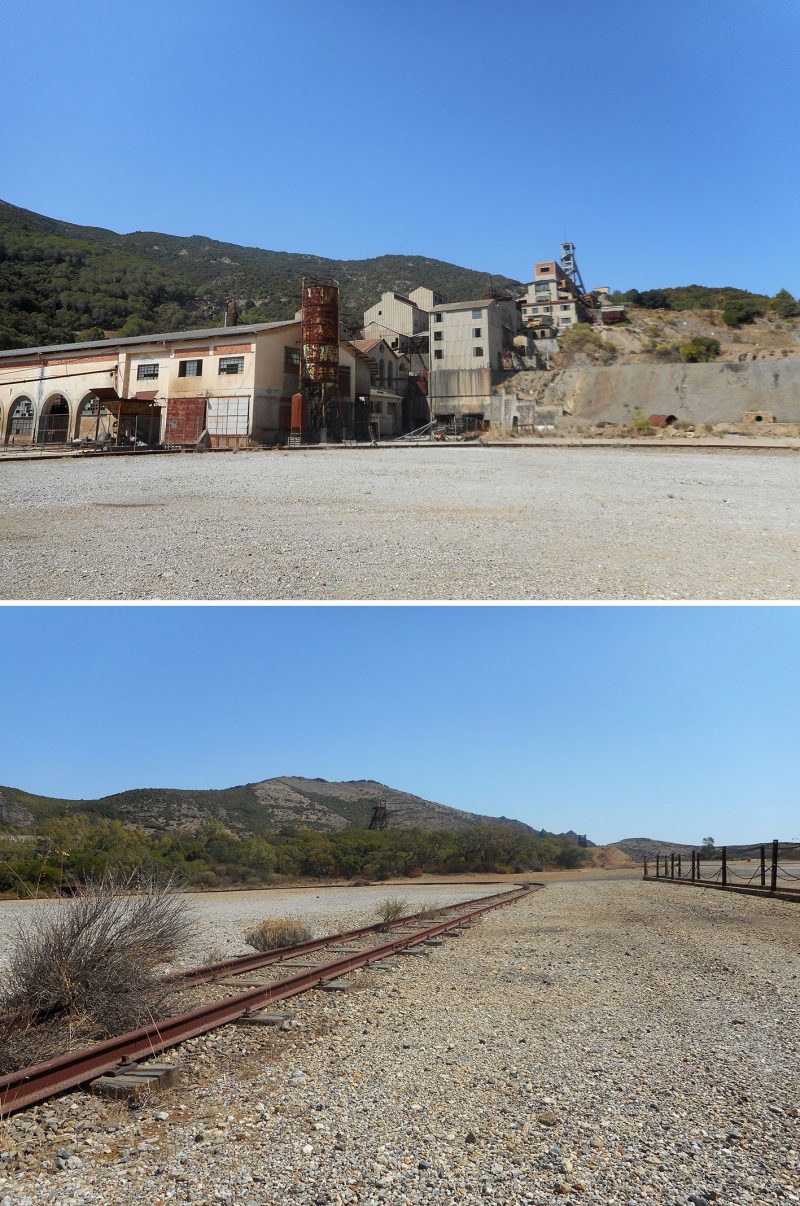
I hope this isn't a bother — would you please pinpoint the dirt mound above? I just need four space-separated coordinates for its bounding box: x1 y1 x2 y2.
591 845 637 869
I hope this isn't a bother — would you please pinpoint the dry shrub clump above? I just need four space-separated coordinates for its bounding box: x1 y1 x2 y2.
243 918 312 952
0 869 195 1073
374 896 410 928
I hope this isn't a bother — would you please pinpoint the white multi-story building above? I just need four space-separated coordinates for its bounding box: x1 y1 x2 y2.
428 296 525 425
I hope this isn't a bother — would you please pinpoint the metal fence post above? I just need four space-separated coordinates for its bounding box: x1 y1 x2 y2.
656 854 660 878
678 854 682 879
760 845 766 889
721 846 727 886
690 851 695 882
770 839 779 893
643 856 649 879
670 853 675 880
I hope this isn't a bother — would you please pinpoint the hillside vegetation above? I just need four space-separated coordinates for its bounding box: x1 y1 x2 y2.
0 200 521 349
0 815 589 893
0 776 539 837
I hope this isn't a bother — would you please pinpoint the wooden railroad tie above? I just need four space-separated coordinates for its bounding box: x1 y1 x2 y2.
89 1062 179 1100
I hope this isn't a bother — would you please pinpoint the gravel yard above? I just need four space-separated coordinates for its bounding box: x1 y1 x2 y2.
0 882 504 975
0 878 797 1205
2 446 800 599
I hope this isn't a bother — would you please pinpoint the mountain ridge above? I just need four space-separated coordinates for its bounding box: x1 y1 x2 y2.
0 775 581 841
0 199 522 349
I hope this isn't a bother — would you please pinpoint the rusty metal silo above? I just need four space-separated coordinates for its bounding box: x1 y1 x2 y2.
300 277 341 442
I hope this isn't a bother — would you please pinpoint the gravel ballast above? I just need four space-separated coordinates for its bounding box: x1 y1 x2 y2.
2 447 800 599
0 879 797 1205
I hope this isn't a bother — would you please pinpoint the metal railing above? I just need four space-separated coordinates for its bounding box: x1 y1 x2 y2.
644 840 800 900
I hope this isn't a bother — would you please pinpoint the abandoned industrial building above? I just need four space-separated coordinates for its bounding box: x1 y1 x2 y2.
0 244 615 448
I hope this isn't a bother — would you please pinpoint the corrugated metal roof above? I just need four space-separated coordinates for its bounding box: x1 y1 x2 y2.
0 320 301 361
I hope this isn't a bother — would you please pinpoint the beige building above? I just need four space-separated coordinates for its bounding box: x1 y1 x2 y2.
349 337 409 436
519 261 589 332
362 290 432 350
0 321 373 447
428 296 526 426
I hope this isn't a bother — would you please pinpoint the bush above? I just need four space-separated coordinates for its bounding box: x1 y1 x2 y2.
243 917 312 951
632 408 653 434
0 870 194 1071
680 336 721 363
559 325 616 363
770 289 800 319
374 896 410 928
723 299 765 328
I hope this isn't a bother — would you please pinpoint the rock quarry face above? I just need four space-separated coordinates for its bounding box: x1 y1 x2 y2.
535 358 800 426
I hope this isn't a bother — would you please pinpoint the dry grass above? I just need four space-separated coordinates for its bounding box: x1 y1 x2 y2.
0 869 195 1073
374 896 410 928
243 918 312 952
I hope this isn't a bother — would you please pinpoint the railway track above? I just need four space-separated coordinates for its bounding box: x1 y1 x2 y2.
0 885 536 1117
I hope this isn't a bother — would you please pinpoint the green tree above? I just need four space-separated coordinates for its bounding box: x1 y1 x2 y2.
770 289 800 319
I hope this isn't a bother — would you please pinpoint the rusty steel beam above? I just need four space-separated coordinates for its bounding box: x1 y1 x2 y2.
0 887 534 1116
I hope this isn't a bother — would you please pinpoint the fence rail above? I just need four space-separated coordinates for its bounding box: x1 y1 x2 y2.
643 840 800 901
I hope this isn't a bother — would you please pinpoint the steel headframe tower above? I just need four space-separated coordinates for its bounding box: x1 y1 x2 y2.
300 276 342 444
368 800 389 830
561 242 587 294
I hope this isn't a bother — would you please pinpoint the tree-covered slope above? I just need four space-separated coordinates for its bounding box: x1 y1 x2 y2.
0 200 521 349
0 777 540 838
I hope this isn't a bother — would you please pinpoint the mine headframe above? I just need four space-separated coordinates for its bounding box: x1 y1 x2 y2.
368 800 390 830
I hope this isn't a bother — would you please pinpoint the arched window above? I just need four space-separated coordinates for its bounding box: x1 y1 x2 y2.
7 396 34 442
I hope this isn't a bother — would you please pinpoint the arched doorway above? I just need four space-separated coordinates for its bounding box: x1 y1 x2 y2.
5 396 35 445
75 393 112 443
37 395 70 444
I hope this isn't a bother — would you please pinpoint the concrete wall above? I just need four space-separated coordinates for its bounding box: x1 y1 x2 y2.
537 358 800 425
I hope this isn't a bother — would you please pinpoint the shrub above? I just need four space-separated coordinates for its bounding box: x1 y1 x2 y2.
632 409 653 434
680 336 721 363
0 870 194 1072
723 299 765 328
559 325 616 363
243 917 312 951
374 896 410 928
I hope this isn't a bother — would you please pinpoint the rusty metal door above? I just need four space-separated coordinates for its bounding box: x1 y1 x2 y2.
166 397 206 445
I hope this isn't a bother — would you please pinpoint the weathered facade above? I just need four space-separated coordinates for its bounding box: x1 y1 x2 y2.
362 291 429 349
0 321 371 447
428 297 526 425
520 261 589 332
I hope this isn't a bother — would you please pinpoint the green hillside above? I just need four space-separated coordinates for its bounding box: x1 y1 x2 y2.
0 776 537 838
0 200 521 350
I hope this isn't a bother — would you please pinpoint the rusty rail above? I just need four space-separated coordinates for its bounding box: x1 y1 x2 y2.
170 886 530 987
643 840 800 901
0 886 534 1116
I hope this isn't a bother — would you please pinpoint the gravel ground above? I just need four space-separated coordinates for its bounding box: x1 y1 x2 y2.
1 879 797 1205
0 883 505 975
2 447 800 599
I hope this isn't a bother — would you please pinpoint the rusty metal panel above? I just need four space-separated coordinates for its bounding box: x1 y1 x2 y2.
301 279 339 384
166 396 206 444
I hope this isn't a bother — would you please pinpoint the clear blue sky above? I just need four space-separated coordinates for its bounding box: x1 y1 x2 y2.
1 605 797 845
1 0 798 296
